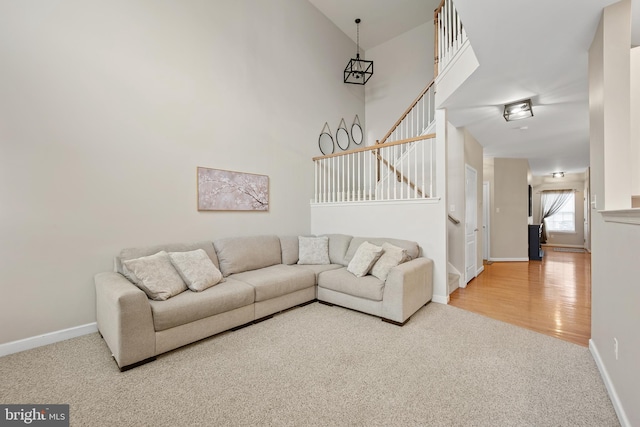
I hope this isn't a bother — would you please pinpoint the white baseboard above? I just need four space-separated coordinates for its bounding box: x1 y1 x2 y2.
542 243 585 249
488 257 529 262
589 339 629 427
0 322 98 358
476 265 484 276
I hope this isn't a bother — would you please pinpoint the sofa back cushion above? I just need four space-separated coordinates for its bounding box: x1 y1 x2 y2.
344 237 419 265
279 236 299 265
214 235 282 276
115 241 219 276
323 234 353 266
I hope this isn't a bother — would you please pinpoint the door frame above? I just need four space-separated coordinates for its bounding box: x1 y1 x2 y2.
483 181 490 261
465 164 478 283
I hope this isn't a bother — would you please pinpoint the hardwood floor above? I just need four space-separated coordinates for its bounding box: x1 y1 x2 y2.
449 247 591 346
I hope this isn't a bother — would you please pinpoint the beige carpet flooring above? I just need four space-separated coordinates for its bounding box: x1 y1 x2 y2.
0 302 619 426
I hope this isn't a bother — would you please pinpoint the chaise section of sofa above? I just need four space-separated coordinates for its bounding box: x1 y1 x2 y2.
316 235 433 325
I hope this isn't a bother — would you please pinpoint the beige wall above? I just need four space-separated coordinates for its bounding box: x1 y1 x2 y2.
445 125 483 290
589 0 632 210
365 22 434 145
446 122 465 290
530 173 586 248
485 158 529 260
589 1 640 425
0 0 364 344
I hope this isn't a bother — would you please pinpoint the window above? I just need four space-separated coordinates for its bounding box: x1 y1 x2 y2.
544 192 575 232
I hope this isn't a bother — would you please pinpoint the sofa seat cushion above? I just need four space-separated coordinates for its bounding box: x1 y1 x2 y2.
149 278 255 332
318 268 385 301
231 265 315 302
290 264 343 283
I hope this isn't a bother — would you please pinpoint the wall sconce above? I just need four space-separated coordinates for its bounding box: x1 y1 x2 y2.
552 172 565 178
344 19 373 85
503 99 533 121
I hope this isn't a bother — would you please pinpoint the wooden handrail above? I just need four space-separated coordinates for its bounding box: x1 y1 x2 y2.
312 133 435 162
377 79 436 145
448 214 460 225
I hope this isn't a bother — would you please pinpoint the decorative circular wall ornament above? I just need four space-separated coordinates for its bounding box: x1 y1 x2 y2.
318 122 334 155
336 118 350 151
351 114 363 145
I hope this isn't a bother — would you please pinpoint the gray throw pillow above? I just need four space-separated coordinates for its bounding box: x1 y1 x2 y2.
297 236 330 265
371 243 409 281
168 249 224 292
122 251 187 301
347 241 384 277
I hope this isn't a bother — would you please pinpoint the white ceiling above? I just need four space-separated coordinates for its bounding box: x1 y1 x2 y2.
309 0 640 177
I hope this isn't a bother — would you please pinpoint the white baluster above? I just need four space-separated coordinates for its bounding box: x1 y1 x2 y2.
414 141 419 198
343 153 346 202
422 142 426 198
392 145 397 200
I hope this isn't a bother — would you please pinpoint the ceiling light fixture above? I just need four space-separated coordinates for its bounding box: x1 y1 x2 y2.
503 99 533 121
344 19 373 85
552 172 565 178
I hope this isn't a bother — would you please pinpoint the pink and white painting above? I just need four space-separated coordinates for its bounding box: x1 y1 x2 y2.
197 167 269 211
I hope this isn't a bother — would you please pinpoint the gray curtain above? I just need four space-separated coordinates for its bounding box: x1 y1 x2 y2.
539 190 573 242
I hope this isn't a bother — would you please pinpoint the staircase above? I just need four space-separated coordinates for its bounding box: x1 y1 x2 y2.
310 0 469 304
448 272 460 294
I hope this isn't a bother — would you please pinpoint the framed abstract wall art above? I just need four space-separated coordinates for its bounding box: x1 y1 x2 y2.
197 167 269 211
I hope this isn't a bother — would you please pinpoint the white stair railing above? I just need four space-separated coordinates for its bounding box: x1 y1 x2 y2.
434 0 467 77
378 80 436 146
313 134 436 204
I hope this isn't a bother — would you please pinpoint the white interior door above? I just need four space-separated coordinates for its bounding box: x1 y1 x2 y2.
465 165 478 283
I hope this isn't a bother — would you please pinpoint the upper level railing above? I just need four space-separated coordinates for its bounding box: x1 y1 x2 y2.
313 134 436 204
434 0 467 77
378 80 436 146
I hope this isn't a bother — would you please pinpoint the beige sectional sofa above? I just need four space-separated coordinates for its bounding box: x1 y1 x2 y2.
95 234 433 370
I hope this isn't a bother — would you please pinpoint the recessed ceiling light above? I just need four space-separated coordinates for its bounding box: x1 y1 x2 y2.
552 172 564 178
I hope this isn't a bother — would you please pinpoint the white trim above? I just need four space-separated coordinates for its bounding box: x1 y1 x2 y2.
488 257 529 262
542 243 586 249
599 208 640 225
432 295 449 304
0 322 98 357
435 38 471 84
483 181 491 262
589 339 630 427
476 265 484 276
310 198 441 208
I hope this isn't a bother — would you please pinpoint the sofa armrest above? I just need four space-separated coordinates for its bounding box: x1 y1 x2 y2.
381 257 433 324
95 272 156 369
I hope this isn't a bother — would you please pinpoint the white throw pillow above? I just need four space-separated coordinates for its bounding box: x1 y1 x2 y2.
371 243 409 281
122 251 187 301
347 241 384 277
169 249 223 292
297 236 330 265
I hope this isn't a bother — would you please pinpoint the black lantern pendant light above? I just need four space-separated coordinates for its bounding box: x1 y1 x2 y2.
344 18 373 85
